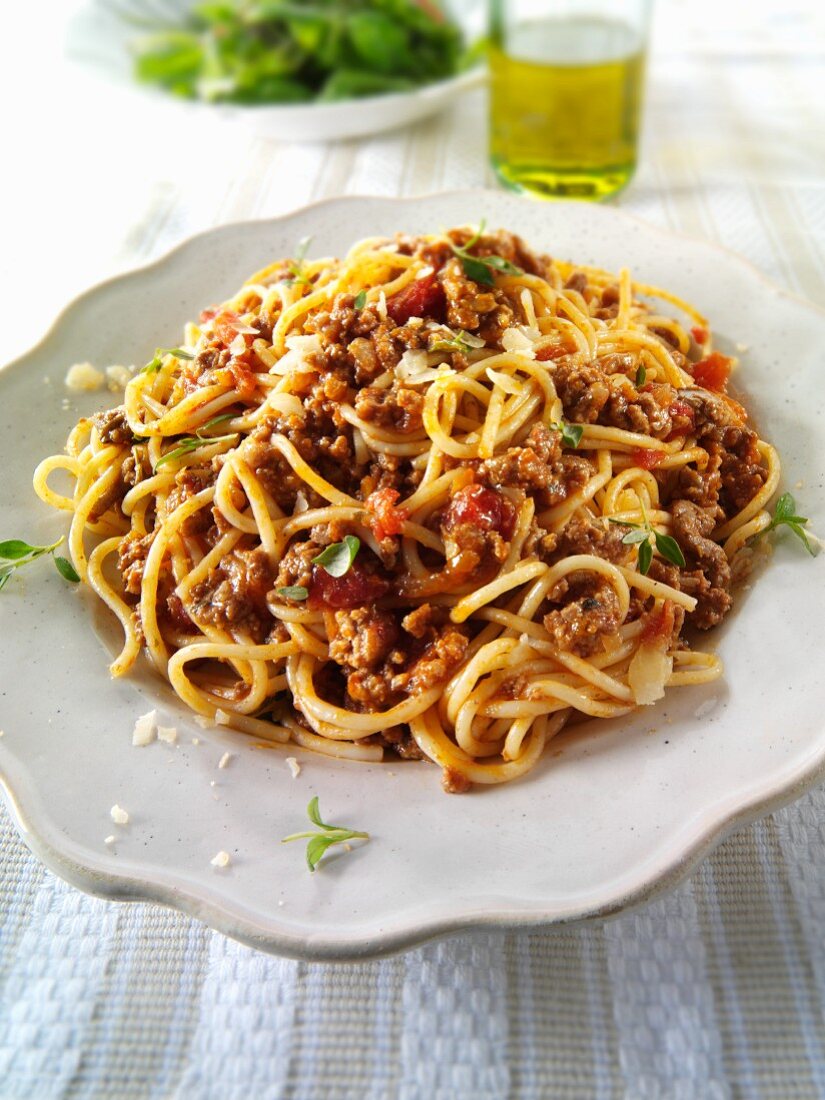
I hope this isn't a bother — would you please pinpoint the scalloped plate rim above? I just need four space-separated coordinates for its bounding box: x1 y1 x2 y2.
2 190 824 961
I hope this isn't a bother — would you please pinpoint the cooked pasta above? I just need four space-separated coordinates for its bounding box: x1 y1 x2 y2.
34 225 780 791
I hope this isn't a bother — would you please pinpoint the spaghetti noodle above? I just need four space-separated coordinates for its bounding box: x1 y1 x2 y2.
34 226 780 791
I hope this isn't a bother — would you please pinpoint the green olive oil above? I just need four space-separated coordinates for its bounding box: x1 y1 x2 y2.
490 16 645 200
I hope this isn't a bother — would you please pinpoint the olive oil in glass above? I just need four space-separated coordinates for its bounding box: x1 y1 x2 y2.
489 6 650 200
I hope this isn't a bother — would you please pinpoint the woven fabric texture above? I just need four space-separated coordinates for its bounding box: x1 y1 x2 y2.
2 1 825 1097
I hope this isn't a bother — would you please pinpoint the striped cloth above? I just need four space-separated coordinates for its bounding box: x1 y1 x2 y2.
2 1 825 1096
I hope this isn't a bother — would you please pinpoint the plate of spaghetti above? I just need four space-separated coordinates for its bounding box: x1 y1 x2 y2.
1 192 823 959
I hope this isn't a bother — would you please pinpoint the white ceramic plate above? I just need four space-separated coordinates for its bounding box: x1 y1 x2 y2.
2 192 824 961
65 1 484 142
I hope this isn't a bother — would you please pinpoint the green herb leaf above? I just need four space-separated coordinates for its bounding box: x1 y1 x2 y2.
637 538 653 575
635 362 646 387
449 220 523 287
458 255 495 286
312 535 360 578
0 539 46 560
481 254 523 275
0 536 79 592
622 528 651 545
353 289 367 310
54 556 81 583
765 492 818 556
654 531 687 568
277 585 309 601
154 431 237 470
285 236 313 287
608 518 642 529
552 421 584 448
428 329 484 355
141 347 194 374
282 797 369 873
307 795 327 828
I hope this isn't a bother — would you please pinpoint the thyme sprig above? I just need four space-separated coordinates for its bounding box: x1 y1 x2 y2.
761 492 818 557
282 797 369 872
450 219 522 287
609 509 686 576
141 347 194 375
153 414 238 470
0 537 80 592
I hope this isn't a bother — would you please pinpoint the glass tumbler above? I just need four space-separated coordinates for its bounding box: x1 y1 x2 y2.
488 0 652 200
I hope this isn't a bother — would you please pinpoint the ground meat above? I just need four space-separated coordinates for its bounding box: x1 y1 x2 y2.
670 444 724 522
477 424 591 507
439 256 499 331
190 546 277 641
670 500 732 629
330 606 402 706
392 624 469 696
376 726 425 760
544 514 628 564
246 423 332 511
564 271 588 294
354 385 424 433
401 603 439 639
551 360 610 423
118 530 154 596
600 378 674 438
93 406 134 445
543 576 622 656
715 426 768 515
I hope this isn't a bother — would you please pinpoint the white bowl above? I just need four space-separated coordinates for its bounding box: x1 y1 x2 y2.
65 1 485 142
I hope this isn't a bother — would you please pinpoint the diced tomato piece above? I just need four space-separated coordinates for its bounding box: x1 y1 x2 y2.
443 484 516 541
641 600 676 648
535 344 568 361
308 565 390 610
387 274 446 325
632 447 666 470
690 325 708 345
227 357 258 400
692 352 732 392
365 488 409 541
666 399 696 441
212 310 252 349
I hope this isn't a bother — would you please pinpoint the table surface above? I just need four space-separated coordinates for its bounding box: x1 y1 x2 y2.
2 2 825 1097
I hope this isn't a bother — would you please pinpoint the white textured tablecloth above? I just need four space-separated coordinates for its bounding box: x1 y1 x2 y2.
2 2 825 1096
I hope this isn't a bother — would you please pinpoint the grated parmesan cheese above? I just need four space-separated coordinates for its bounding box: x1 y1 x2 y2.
377 291 388 321
501 327 537 359
486 368 521 395
218 751 233 769
286 756 301 779
157 725 178 744
215 709 232 728
104 835 116 845
110 804 129 825
210 850 231 868
65 362 105 392
269 333 322 377
194 715 215 729
105 365 133 392
191 737 200 746
132 710 157 747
